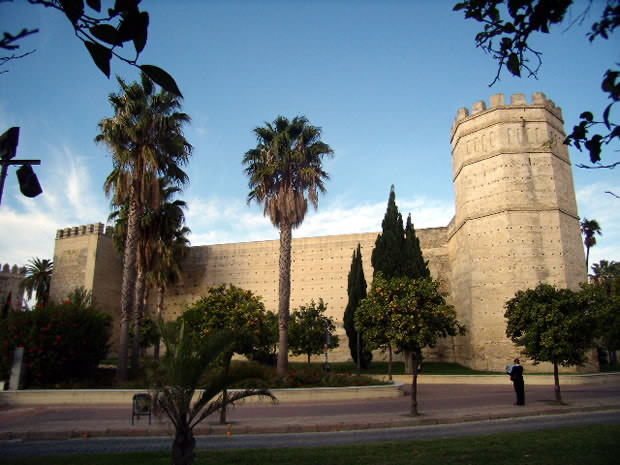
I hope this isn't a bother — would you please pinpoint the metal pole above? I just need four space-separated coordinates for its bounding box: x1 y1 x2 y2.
0 161 9 207
356 329 361 375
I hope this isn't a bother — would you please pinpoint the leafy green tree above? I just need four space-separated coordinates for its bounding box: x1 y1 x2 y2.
97 73 192 381
246 310 279 366
587 260 620 364
402 214 432 374
65 286 95 308
505 283 598 403
454 0 619 174
1 0 182 95
355 273 396 380
371 185 405 279
181 284 274 423
356 274 465 415
371 188 432 374
581 218 602 271
150 321 275 465
289 299 339 364
243 115 334 374
129 317 160 354
343 244 372 369
21 257 53 307
0 299 111 386
403 214 430 280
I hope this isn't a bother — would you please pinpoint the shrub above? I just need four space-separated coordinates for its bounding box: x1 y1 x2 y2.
0 301 112 386
230 362 387 389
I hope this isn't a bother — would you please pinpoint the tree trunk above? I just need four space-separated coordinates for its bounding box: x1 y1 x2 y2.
116 190 140 381
172 423 196 465
553 362 562 403
219 389 228 424
219 354 232 424
153 285 165 360
388 344 393 381
307 353 311 364
404 349 413 375
131 267 147 374
277 222 292 375
411 350 421 416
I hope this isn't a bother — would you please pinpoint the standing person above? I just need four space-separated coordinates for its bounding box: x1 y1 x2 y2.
509 358 525 405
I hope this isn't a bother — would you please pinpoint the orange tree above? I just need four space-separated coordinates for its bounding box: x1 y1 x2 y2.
180 284 276 423
356 273 465 415
289 299 339 364
505 283 599 403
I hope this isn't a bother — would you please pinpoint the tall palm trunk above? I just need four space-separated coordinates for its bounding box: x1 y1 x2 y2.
277 222 293 374
131 267 147 373
117 191 140 381
172 423 196 465
585 246 591 273
154 284 165 360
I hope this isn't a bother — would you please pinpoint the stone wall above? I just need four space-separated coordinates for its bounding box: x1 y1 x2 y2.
0 264 26 314
448 93 591 372
48 92 595 373
50 223 123 347
145 228 452 362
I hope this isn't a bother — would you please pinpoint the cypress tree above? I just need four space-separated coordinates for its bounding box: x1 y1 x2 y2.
343 244 372 368
403 214 430 279
371 185 405 278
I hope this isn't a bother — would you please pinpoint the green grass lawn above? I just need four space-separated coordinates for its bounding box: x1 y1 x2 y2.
3 424 618 465
292 361 503 376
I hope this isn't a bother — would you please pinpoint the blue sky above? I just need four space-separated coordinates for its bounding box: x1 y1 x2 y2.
1 0 618 271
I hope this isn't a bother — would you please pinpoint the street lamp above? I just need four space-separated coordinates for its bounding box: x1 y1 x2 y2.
0 127 42 206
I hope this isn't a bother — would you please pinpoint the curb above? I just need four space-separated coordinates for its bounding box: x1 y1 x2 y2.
2 403 618 441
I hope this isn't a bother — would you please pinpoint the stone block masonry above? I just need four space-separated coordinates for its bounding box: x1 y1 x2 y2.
49 93 593 373
0 264 27 313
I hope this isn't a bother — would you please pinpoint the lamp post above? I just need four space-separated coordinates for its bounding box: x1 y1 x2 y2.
0 127 42 207
323 330 331 372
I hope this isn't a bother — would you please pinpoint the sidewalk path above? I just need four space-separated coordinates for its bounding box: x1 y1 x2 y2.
1 382 619 440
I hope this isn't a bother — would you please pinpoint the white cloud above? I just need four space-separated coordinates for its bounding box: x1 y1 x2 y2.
184 194 455 246
0 145 108 267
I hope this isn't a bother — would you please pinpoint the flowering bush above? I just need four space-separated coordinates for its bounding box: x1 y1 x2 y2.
0 301 112 386
230 363 387 389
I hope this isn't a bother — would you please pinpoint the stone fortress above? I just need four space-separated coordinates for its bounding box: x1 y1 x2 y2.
0 264 26 314
48 93 593 373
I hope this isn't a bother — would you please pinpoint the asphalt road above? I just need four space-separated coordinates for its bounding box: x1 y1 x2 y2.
1 410 618 458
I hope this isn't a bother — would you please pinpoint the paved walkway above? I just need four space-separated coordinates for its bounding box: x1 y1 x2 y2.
1 382 619 440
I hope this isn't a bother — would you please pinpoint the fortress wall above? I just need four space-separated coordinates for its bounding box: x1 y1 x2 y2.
0 264 26 313
50 223 123 348
49 92 593 372
449 93 590 373
151 228 451 362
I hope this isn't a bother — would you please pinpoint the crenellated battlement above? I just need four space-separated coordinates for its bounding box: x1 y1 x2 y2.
55 222 114 239
453 92 563 128
0 264 26 275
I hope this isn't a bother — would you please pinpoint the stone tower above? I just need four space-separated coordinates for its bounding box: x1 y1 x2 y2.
0 263 26 314
448 93 587 371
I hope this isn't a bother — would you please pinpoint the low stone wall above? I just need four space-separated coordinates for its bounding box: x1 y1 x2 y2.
373 372 620 385
0 382 405 406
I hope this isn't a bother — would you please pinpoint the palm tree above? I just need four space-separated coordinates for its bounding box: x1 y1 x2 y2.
580 218 602 272
21 257 53 307
243 115 333 374
150 321 275 465
109 179 190 370
149 221 190 360
97 73 192 381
